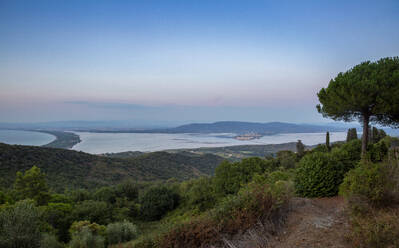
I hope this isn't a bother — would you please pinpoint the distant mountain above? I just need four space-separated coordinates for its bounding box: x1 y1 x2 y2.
152 121 344 134
0 143 224 191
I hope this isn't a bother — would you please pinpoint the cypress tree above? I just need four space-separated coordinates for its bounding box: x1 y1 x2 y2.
326 132 330 151
296 140 305 157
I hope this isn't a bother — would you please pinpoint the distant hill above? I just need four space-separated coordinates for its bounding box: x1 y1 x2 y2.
157 121 343 134
89 121 345 134
0 143 224 191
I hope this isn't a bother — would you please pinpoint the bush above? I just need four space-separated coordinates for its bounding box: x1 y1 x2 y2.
41 202 73 242
115 180 138 201
182 177 217 212
40 233 64 248
69 226 104 248
276 150 297 169
159 182 290 248
295 152 347 197
348 209 399 248
332 139 361 168
69 220 106 237
214 158 269 196
106 220 138 245
0 200 42 248
340 160 399 210
71 200 111 224
140 186 179 221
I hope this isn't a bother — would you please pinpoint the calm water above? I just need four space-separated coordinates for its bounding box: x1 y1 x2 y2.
0 130 55 146
72 132 347 154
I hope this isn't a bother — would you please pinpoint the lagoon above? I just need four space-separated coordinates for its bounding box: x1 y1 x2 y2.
72 132 347 154
0 130 56 146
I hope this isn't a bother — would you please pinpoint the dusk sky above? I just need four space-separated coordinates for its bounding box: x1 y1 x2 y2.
1 0 399 124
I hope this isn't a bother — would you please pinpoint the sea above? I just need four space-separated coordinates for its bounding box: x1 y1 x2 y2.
0 129 347 154
71 131 347 154
0 130 55 146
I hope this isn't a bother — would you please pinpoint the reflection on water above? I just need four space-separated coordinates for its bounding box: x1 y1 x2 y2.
72 132 347 154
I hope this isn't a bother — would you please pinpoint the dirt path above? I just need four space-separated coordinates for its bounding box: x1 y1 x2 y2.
270 196 351 248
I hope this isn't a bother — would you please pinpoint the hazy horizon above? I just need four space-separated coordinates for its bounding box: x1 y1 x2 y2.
1 0 399 123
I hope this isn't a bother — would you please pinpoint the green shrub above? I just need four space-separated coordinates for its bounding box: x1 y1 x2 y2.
214 158 269 196
69 226 104 248
40 233 64 248
159 181 291 248
71 200 111 224
182 177 217 212
106 220 138 245
41 202 73 242
340 161 399 210
93 187 117 204
276 150 297 169
295 152 347 197
115 180 138 201
140 186 179 221
312 144 329 153
0 200 42 248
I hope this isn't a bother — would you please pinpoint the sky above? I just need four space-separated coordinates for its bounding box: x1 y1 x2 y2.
0 0 398 124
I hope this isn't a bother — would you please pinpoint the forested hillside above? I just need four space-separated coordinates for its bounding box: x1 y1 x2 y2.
0 143 224 190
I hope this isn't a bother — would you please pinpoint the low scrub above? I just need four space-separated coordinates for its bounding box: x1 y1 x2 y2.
106 220 138 245
348 208 399 248
340 160 399 211
158 182 291 248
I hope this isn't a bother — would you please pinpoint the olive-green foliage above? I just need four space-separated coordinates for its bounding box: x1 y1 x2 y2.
253 169 295 186
276 150 297 169
140 186 179 221
69 220 106 237
214 158 271 195
68 189 91 203
295 152 348 197
0 143 223 190
331 139 362 169
0 200 42 248
366 136 399 162
340 160 399 210
94 187 117 204
41 202 73 242
115 180 139 201
106 220 138 245
40 233 64 248
69 226 104 248
0 190 8 204
296 140 305 157
346 128 358 142
371 127 387 144
181 177 217 212
71 200 111 225
312 144 329 153
317 57 399 154
14 166 50 205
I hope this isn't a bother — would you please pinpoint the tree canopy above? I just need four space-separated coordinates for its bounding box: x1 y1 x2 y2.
317 57 399 155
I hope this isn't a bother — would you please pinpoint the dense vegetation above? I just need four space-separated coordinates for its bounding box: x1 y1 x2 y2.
0 143 223 190
167 142 300 161
41 131 81 149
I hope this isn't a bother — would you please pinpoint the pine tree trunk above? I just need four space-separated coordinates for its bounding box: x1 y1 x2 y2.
362 114 370 157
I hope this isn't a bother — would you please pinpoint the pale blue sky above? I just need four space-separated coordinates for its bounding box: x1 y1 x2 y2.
0 0 398 123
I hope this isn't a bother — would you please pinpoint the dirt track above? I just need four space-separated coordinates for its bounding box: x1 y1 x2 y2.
270 197 351 248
